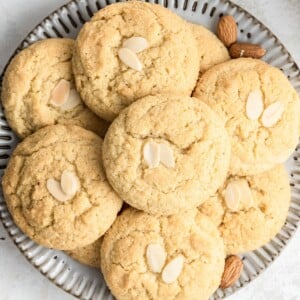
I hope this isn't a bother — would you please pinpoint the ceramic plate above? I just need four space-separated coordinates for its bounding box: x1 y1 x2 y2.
0 0 300 299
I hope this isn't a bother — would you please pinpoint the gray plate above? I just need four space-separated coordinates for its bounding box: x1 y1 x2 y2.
0 0 300 299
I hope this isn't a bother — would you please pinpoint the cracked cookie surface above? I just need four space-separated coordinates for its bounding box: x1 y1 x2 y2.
1 38 108 138
67 237 102 268
101 208 225 300
193 58 300 175
190 23 229 75
73 1 200 121
2 125 122 250
199 165 290 254
103 95 231 215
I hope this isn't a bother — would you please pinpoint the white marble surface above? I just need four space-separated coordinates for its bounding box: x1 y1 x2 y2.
0 0 300 299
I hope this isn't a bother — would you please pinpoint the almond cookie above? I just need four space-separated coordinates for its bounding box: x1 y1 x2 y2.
67 237 102 268
1 38 108 138
101 208 225 300
199 165 290 254
103 95 231 215
2 125 122 250
73 1 200 121
190 23 229 75
193 58 300 175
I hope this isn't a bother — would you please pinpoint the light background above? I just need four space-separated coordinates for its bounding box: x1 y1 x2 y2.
0 0 299 299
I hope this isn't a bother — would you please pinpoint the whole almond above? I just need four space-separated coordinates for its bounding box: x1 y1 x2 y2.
118 48 143 71
220 255 244 289
217 15 238 47
230 43 266 59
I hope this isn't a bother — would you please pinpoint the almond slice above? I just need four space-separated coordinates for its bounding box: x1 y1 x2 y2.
50 79 70 107
143 141 160 168
246 90 263 120
123 37 149 53
261 101 284 128
118 48 143 71
146 243 166 273
159 143 175 168
161 255 185 284
61 89 82 111
239 179 254 207
46 178 72 202
224 181 241 211
60 170 79 196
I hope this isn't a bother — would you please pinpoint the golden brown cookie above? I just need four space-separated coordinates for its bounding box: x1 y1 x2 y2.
101 208 225 300
199 165 290 254
2 125 122 250
193 58 300 175
103 94 231 215
1 38 108 138
73 1 200 121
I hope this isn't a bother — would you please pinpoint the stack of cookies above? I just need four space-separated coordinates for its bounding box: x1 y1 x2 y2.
1 2 299 299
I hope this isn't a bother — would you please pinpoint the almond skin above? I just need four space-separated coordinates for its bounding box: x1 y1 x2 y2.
220 255 244 289
229 43 266 59
217 15 238 47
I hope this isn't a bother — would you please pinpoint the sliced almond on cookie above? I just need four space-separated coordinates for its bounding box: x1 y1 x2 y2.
162 255 185 284
61 89 82 111
143 141 160 168
118 48 143 71
61 170 79 196
159 143 175 168
224 181 241 211
261 101 284 128
225 179 253 211
50 79 70 107
238 179 254 207
46 178 71 202
146 243 166 273
246 89 263 120
123 37 149 53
